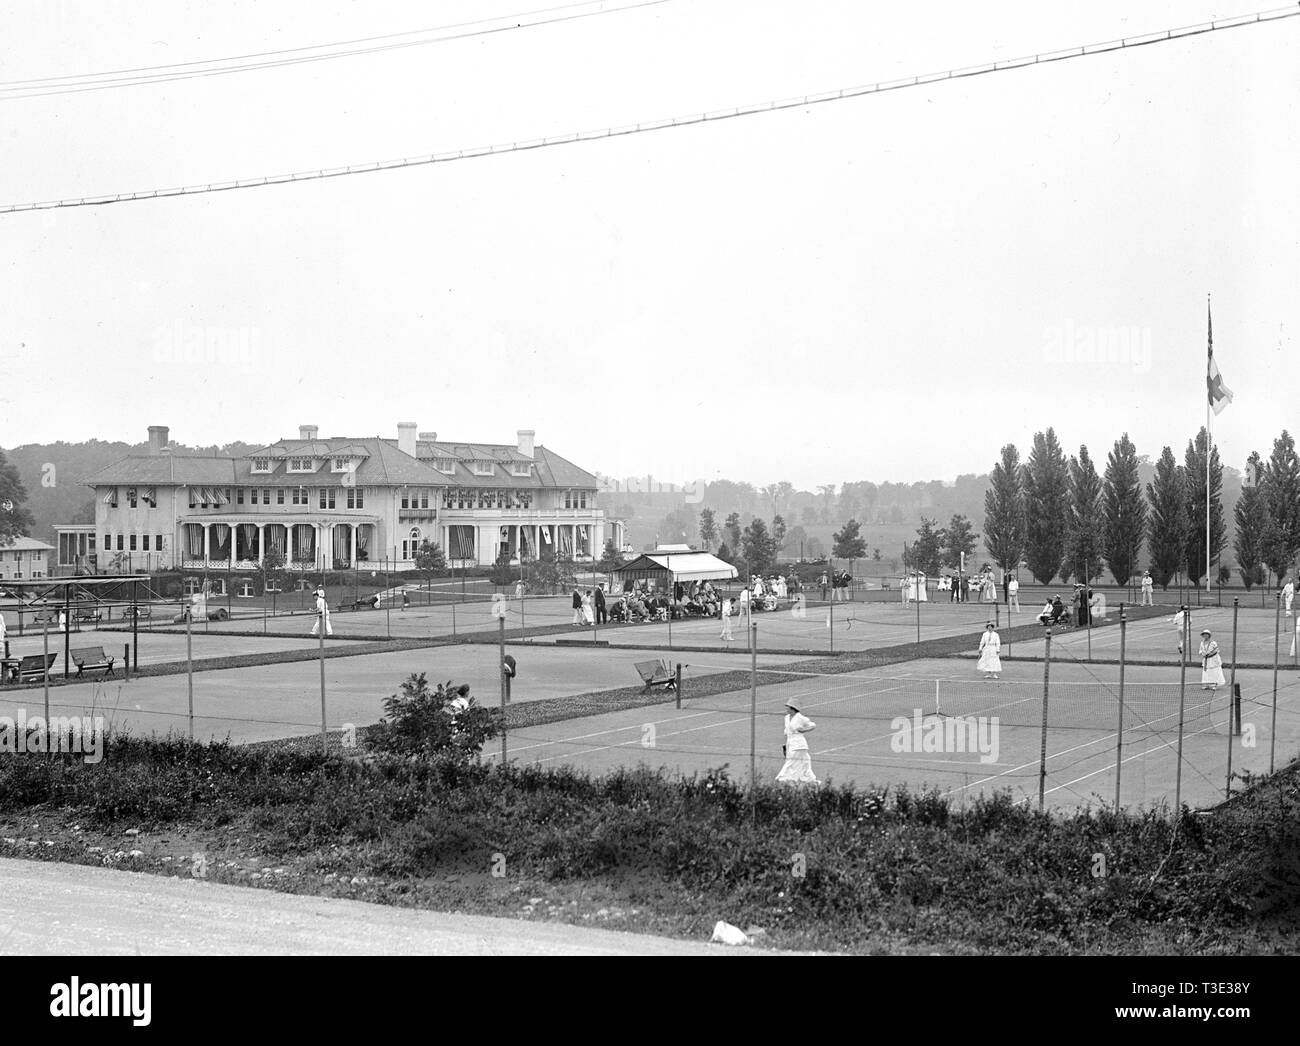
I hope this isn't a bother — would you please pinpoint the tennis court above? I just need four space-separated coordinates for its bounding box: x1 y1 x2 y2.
496 655 1300 812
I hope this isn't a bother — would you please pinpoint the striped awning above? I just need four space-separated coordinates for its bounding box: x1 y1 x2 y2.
102 489 116 504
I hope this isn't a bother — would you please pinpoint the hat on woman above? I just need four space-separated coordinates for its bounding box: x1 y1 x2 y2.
785 698 801 712
1201 628 1212 636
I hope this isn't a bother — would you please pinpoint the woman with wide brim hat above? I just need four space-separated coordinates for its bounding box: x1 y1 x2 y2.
776 698 818 785
1199 628 1225 691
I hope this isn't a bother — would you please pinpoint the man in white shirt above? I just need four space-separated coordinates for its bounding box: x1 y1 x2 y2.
310 586 333 637
1141 571 1154 606
1008 576 1020 611
719 597 734 641
1283 578 1295 616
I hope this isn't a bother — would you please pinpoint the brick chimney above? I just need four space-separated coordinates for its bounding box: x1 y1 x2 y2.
147 425 169 456
517 429 535 459
397 422 418 458
299 425 318 441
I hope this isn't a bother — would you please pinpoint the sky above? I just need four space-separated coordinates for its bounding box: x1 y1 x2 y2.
1 0 1296 491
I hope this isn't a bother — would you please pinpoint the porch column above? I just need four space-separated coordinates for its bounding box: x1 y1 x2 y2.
257 524 265 565
229 525 236 570
350 524 357 566
203 524 210 564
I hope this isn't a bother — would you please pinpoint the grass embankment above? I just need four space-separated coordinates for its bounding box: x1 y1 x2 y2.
2 733 1297 953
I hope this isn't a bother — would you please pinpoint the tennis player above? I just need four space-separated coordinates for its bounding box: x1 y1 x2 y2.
1171 608 1187 655
1199 629 1225 691
776 698 818 785
977 622 1001 679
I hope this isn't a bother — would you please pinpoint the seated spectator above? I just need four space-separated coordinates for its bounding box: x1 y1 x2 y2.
1037 599 1054 625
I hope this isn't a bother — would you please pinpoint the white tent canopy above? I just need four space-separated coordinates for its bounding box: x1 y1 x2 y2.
614 550 739 585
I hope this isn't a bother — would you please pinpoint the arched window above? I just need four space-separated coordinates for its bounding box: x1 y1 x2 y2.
404 527 422 560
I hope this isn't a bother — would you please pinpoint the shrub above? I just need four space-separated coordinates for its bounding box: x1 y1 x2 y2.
366 673 502 761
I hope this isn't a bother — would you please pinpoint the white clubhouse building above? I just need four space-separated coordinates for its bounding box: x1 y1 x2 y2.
59 424 620 575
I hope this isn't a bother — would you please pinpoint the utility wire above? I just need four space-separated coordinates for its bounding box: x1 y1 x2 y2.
0 0 670 99
3 4 1296 214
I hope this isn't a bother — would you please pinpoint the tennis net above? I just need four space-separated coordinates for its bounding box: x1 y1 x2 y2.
685 674 1233 733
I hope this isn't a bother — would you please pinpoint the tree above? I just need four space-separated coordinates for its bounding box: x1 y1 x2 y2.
1183 427 1227 587
1023 429 1070 584
723 512 742 551
490 550 516 587
1146 447 1187 589
716 541 734 564
0 449 36 547
983 444 1026 576
698 508 718 551
741 518 778 576
832 518 867 562
255 549 289 596
1067 446 1105 582
597 538 625 573
1263 430 1300 583
941 514 977 571
414 540 447 588
910 517 944 575
771 514 788 553
872 548 881 562
805 537 825 560
1233 452 1269 590
1101 432 1148 587
786 524 808 559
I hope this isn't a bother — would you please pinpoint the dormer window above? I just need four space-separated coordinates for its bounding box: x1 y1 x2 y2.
510 462 531 477
332 457 354 473
287 457 315 473
252 458 272 474
471 461 495 477
434 459 456 475
126 487 137 509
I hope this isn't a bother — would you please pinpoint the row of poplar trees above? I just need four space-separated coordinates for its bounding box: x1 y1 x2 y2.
982 428 1300 589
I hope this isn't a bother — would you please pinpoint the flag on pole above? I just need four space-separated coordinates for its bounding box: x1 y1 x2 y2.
1207 301 1233 415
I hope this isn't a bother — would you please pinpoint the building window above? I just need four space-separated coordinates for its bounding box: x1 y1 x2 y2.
250 489 259 505
116 535 124 551
156 534 163 551
129 535 137 551
103 534 110 553
435 459 456 475
332 457 353 473
127 487 137 509
277 489 285 505
237 488 245 505
263 489 271 504
292 487 308 506
288 457 314 473
252 458 271 473
403 527 422 560
347 487 364 509
143 535 150 551
319 488 336 510
472 461 495 476
511 462 531 477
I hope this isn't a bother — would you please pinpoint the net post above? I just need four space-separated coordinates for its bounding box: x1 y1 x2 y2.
1038 628 1052 813
186 604 194 741
1226 597 1239 800
1271 591 1281 774
675 662 682 710
1175 607 1189 812
319 598 327 756
1115 606 1126 812
123 643 130 682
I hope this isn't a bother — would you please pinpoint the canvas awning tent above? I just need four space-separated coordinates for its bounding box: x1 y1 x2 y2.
613 549 739 586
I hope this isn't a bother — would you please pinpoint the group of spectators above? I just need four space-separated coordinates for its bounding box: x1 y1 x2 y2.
1036 584 1100 627
817 571 852 600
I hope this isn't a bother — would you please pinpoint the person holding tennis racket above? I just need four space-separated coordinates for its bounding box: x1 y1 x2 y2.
776 698 818 785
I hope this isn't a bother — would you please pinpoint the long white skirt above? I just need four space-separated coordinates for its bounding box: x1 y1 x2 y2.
776 749 818 785
582 604 594 625
977 648 1001 673
1201 663 1226 687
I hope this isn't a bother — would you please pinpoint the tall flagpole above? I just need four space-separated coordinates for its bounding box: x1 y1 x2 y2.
1206 295 1212 592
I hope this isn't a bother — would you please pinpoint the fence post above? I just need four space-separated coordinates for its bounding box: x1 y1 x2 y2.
675 661 682 710
1038 628 1052 813
318 600 327 756
1271 591 1281 773
750 622 758 790
186 606 194 741
1175 608 1189 812
499 615 508 765
1225 597 1239 799
1114 607 1126 811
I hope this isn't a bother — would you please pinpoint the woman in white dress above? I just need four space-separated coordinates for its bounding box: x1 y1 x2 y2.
977 623 1001 678
776 699 818 785
1199 628 1225 691
581 590 595 626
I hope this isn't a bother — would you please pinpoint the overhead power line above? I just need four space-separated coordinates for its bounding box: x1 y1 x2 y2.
0 0 670 100
3 4 1296 215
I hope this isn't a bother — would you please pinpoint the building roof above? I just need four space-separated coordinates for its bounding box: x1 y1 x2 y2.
614 551 738 583
84 435 600 490
0 535 55 552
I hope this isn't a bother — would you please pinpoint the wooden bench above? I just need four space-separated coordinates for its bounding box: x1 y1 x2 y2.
74 606 103 624
10 652 58 684
634 658 676 692
70 646 116 678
